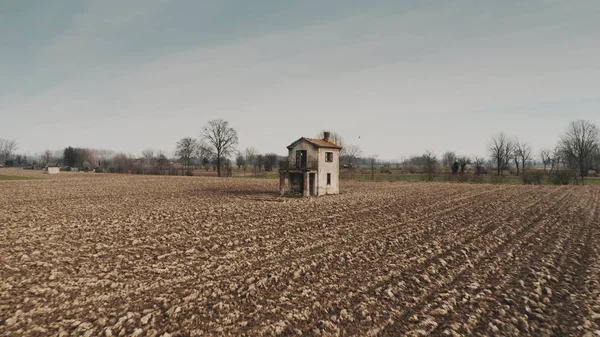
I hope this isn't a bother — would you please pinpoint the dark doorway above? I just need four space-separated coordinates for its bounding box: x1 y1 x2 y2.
309 173 315 195
290 173 303 193
296 150 307 168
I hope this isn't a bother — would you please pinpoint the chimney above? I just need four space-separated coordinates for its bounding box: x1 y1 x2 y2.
323 131 331 142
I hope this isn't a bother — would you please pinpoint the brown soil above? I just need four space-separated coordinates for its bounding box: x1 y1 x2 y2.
1 175 598 336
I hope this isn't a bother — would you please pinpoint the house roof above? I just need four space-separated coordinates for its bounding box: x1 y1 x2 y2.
287 137 342 150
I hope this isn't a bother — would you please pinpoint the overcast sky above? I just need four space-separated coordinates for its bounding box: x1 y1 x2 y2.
1 0 599 159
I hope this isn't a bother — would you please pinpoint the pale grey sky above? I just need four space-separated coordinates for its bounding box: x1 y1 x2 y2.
1 0 599 159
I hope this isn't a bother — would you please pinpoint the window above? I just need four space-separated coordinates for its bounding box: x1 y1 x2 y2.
325 152 334 162
327 173 331 185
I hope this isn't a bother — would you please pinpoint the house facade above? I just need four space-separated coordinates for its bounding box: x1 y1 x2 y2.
279 132 341 196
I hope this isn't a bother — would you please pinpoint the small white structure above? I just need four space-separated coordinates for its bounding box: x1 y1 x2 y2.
279 132 341 196
46 165 60 174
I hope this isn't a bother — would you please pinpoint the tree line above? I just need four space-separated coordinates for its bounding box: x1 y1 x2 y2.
386 120 599 185
2 119 598 184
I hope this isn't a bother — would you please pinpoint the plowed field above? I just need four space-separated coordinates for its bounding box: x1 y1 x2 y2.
1 174 599 336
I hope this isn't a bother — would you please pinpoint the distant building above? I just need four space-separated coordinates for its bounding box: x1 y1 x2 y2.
279 132 341 196
45 164 60 174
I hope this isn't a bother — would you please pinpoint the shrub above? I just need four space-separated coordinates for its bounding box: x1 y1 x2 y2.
489 175 505 184
451 162 459 174
470 175 484 184
550 170 572 185
522 170 543 185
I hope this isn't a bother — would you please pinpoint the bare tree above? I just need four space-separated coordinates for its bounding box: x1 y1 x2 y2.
156 151 170 174
539 148 552 172
195 141 210 170
141 149 155 173
80 149 96 170
175 137 197 172
488 133 513 175
422 150 438 181
442 151 456 172
235 151 245 169
512 149 520 176
473 157 485 175
42 150 53 166
514 140 532 177
0 138 17 163
202 119 239 177
142 149 155 162
342 144 362 167
112 153 133 173
591 146 600 172
369 154 378 180
456 156 470 175
244 147 257 175
559 120 600 183
264 153 279 171
95 149 115 171
550 146 563 172
255 154 264 174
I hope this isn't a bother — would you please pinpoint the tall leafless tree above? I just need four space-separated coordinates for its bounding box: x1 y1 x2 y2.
512 152 520 176
175 137 197 172
514 140 532 177
42 150 52 166
203 119 239 177
559 120 600 184
488 133 513 175
141 149 155 173
95 149 115 170
243 147 258 175
442 151 456 172
342 144 362 167
539 148 552 172
111 153 133 173
422 150 438 181
369 154 378 180
549 146 562 172
0 138 17 163
156 151 170 174
264 153 279 171
473 157 485 175
142 149 155 163
235 151 245 169
456 156 470 175
195 141 210 169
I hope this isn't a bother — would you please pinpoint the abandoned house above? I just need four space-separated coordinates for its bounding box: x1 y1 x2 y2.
279 132 341 196
45 164 60 174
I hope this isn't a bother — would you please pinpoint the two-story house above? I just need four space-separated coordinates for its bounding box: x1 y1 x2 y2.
279 132 341 196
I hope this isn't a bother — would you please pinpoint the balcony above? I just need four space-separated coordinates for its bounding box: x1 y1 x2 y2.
279 160 318 170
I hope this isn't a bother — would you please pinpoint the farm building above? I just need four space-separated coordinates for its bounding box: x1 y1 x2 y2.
45 164 60 174
279 132 341 196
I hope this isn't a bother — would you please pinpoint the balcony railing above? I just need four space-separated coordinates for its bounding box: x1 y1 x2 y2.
279 160 319 170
